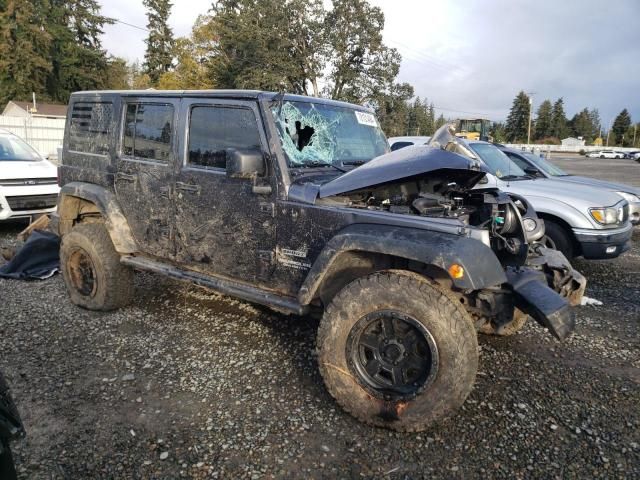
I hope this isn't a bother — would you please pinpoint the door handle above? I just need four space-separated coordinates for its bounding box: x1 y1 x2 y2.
176 182 201 194
116 172 136 182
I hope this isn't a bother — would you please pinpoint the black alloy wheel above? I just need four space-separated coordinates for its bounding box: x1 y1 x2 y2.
347 310 438 401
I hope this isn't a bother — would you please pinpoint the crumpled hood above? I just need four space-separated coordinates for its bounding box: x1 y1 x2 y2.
560 175 640 197
501 177 625 207
0 159 56 180
318 146 488 198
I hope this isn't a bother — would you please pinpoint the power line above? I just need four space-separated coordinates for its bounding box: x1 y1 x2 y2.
112 18 149 33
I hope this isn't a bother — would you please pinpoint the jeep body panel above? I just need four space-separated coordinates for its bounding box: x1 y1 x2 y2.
298 223 507 304
58 182 137 253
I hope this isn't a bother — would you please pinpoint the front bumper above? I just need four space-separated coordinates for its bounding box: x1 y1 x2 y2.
573 223 633 259
505 247 585 340
0 185 59 221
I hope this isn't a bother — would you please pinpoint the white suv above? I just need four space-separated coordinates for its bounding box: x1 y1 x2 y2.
0 129 60 221
586 150 625 159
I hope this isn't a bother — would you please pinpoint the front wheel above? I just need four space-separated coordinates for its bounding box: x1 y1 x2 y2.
542 219 574 259
317 271 478 432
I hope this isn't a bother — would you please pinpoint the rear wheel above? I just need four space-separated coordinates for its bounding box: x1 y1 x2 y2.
600 155 605 159
60 223 134 311
317 271 478 432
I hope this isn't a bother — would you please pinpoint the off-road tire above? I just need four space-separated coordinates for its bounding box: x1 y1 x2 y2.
478 309 529 336
60 223 134 311
317 270 478 432
543 219 574 259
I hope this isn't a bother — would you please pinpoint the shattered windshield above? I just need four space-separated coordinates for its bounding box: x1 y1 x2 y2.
271 101 388 168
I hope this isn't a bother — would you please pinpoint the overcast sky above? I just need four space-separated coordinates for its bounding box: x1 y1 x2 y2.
100 0 640 124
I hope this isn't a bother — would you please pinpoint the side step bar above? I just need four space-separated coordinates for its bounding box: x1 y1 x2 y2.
121 255 309 316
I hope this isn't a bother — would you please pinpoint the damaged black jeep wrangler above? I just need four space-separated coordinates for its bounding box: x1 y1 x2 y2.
56 90 585 431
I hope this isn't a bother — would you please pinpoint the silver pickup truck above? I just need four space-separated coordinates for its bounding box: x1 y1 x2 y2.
429 126 633 260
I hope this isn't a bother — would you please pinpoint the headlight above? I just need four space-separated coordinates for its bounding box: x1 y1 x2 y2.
589 206 622 225
523 218 537 232
617 191 640 203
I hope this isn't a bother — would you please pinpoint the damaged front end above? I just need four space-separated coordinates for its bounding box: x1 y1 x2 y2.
315 128 584 339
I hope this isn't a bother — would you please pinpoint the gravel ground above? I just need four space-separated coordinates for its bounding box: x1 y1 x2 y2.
1 168 639 478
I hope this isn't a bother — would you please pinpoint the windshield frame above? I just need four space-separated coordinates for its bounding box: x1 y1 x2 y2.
0 133 44 162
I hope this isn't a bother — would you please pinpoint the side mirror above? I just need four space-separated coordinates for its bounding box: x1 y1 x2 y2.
524 166 540 176
226 148 265 179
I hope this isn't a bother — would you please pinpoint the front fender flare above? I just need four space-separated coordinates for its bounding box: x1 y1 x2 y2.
298 224 507 305
58 182 137 254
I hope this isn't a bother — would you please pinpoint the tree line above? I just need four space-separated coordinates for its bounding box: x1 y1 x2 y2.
503 90 638 147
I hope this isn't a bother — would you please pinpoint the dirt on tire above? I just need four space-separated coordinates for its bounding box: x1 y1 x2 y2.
60 222 134 311
317 270 478 432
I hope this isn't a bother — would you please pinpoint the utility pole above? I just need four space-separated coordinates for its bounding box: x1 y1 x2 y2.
606 118 613 147
526 92 536 145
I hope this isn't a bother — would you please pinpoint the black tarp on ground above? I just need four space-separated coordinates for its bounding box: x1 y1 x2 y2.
0 230 60 280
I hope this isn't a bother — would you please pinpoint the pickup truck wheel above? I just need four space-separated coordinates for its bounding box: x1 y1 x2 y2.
542 220 574 259
317 271 478 432
60 223 133 311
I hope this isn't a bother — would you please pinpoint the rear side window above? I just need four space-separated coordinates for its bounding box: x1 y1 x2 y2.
68 102 113 155
123 103 173 162
187 106 261 169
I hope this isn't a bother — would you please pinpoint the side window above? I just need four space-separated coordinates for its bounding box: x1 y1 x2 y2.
505 152 528 171
68 102 113 155
123 103 173 162
187 106 261 169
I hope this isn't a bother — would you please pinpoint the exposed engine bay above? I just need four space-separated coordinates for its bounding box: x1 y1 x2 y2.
317 172 531 266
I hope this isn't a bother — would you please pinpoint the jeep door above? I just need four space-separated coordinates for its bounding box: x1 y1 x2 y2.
172 99 277 283
115 99 178 257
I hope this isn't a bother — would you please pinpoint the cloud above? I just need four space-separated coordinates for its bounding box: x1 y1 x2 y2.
100 0 640 123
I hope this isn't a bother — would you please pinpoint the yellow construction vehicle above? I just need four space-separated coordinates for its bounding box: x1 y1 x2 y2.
455 118 492 141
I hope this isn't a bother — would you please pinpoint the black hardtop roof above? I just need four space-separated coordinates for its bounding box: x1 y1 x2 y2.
69 89 373 112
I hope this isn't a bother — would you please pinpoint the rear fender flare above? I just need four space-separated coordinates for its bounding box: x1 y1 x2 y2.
298 224 507 305
57 182 137 254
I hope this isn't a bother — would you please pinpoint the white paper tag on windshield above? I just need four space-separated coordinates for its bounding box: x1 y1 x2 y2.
354 111 378 127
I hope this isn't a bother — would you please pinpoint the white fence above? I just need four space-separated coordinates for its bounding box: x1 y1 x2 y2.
505 143 637 154
0 115 65 161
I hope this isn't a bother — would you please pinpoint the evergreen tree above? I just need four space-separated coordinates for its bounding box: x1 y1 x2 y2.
504 91 530 142
371 82 413 137
550 97 568 139
143 0 175 84
589 108 601 140
207 0 325 93
47 0 114 102
534 100 552 140
569 108 594 142
612 109 631 146
434 113 447 130
0 0 52 105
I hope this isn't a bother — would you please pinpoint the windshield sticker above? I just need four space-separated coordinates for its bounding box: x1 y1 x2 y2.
354 111 377 127
274 102 337 166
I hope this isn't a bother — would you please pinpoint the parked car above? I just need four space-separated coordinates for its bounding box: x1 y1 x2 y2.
586 150 625 159
387 135 431 151
624 150 640 160
429 126 632 260
0 129 60 222
499 147 640 225
55 90 585 432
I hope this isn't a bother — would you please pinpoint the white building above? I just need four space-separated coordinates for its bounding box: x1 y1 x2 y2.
561 136 586 147
2 100 67 119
